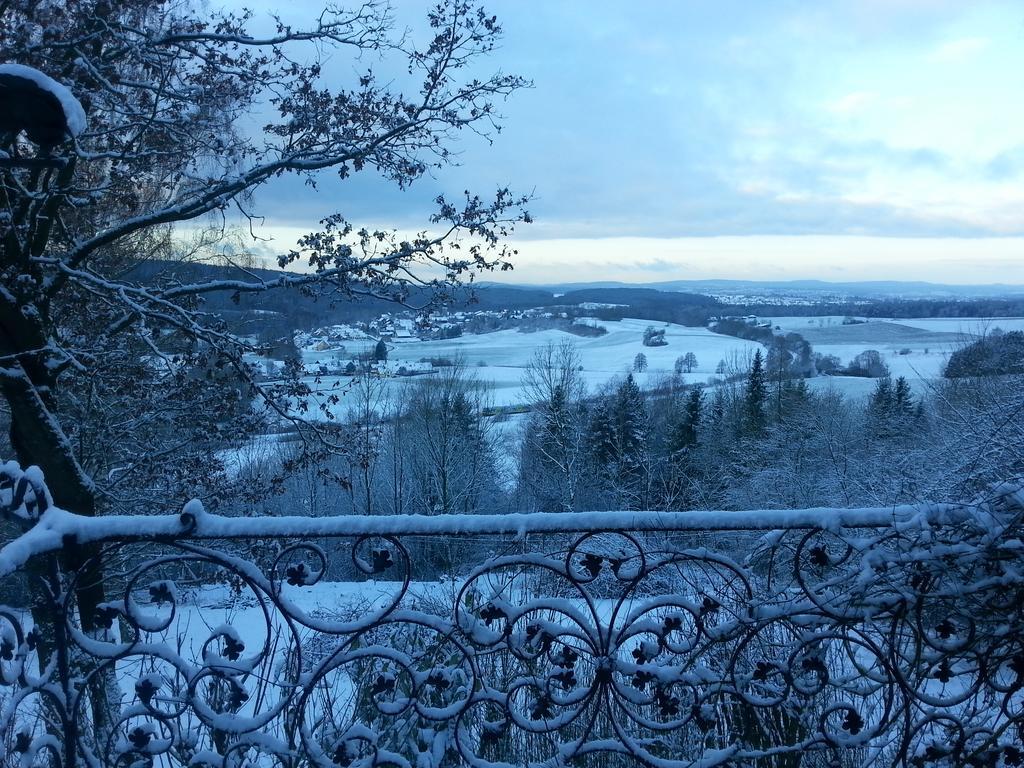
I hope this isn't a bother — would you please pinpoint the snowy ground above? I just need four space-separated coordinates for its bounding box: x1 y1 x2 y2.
296 319 762 415
772 315 1024 336
768 315 1024 384
237 314 1019 465
288 314 1013 421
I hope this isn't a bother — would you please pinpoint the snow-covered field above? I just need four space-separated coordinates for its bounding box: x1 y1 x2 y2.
768 315 1024 385
769 315 1024 336
298 319 763 412
280 314 1015 421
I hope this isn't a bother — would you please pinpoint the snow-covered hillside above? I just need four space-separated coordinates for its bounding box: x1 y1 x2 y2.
285 313 1021 419
291 319 762 415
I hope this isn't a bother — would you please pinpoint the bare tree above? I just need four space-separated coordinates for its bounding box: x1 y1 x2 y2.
343 373 391 516
520 340 587 406
1 0 528 509
399 362 497 517
676 352 697 374
518 341 589 511
0 0 528 660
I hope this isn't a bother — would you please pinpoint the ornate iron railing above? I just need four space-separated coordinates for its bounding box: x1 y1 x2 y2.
1 465 1023 768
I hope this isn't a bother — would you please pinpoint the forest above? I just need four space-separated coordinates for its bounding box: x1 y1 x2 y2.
222 339 1024 526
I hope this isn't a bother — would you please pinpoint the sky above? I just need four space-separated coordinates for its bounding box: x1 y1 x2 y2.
237 0 1024 285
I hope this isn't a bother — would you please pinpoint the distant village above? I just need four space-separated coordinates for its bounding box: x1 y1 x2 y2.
709 314 774 329
274 305 596 379
259 302 784 381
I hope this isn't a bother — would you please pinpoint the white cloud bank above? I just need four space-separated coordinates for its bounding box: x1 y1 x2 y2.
500 236 1024 285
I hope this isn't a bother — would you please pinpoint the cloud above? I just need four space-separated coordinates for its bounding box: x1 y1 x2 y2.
232 0 1024 256
827 91 878 115
500 235 1024 285
930 36 990 62
632 258 685 273
986 146 1024 180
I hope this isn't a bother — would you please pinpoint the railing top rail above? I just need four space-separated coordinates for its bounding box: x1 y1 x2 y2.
0 500 974 579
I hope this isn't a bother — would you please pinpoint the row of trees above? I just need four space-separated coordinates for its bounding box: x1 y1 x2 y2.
234 367 504 520
633 351 698 374
230 338 1024 526
515 341 1018 513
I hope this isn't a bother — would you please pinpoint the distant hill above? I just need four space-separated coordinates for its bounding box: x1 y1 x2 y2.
123 262 723 331
123 261 559 336
120 261 1024 338
557 287 718 306
554 287 719 326
509 278 1024 299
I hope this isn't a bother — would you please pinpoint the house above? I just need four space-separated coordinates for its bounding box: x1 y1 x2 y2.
391 318 418 342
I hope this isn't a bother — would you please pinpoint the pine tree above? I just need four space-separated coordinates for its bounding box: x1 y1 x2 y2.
711 388 726 423
588 376 649 506
611 374 649 506
777 378 811 422
745 350 768 436
893 376 914 417
374 339 388 362
588 401 617 468
545 384 569 434
870 377 893 414
867 376 894 437
866 377 921 440
614 375 647 458
670 388 703 453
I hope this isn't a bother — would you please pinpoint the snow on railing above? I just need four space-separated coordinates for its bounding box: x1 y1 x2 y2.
1 460 1023 768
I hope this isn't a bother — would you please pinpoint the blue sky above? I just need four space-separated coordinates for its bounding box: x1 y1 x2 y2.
243 0 1024 284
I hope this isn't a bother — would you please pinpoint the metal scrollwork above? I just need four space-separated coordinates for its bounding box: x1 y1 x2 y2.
0 499 1022 767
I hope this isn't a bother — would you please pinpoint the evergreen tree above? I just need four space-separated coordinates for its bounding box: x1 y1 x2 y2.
374 339 389 362
866 377 919 440
867 377 894 437
778 378 811 422
588 401 617 469
543 384 569 444
613 375 647 459
587 375 649 507
711 388 726 424
745 350 768 436
870 376 893 413
532 385 571 488
611 374 649 506
402 367 496 518
670 388 703 453
893 376 914 417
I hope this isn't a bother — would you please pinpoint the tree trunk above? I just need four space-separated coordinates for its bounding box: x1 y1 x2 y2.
0 296 112 734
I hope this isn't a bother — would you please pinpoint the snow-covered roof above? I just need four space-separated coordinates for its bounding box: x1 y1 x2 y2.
0 63 87 138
